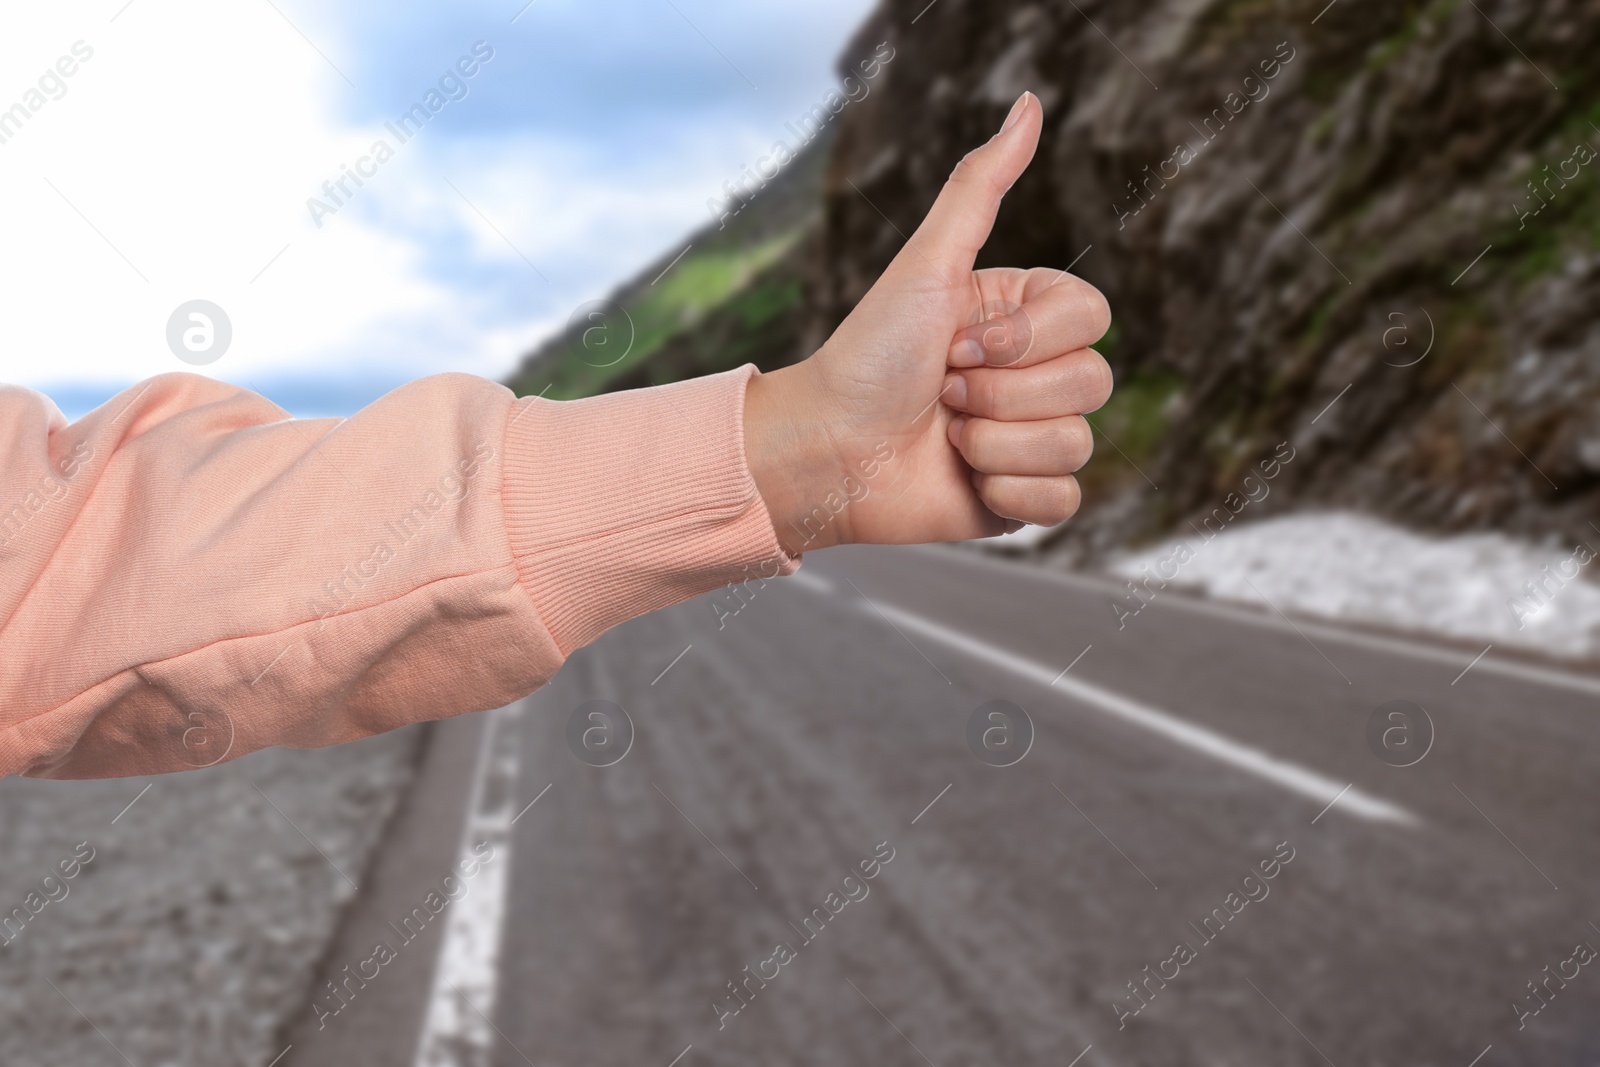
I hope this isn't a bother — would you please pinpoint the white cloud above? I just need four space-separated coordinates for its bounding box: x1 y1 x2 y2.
0 1 461 388
0 0 871 412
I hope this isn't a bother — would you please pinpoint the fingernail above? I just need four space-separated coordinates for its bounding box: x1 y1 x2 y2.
948 338 984 368
1000 91 1031 134
942 373 968 409
946 414 967 449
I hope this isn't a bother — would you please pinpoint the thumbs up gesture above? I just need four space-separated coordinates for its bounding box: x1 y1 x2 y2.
744 92 1113 555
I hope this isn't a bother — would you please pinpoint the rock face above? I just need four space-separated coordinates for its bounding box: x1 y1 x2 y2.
806 0 1600 556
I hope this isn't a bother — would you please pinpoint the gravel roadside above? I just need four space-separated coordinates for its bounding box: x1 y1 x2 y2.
0 725 425 1067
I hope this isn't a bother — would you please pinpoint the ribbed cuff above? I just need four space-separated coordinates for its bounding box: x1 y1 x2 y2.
502 364 800 656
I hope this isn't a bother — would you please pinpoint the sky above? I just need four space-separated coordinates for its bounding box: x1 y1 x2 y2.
0 0 876 418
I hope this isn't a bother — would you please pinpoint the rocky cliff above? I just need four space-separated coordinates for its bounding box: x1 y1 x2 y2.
808 0 1600 557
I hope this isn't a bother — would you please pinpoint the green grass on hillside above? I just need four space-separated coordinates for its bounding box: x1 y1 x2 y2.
512 228 804 401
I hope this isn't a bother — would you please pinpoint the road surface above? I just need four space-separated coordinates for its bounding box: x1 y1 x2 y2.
281 542 1600 1067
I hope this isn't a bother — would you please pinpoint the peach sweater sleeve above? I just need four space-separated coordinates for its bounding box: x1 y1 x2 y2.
0 366 797 780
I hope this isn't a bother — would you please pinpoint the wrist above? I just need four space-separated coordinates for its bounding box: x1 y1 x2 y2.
743 362 852 557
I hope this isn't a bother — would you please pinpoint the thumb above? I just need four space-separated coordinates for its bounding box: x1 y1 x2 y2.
905 91 1041 277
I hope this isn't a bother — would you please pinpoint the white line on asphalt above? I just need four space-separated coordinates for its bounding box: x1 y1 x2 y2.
666 1044 694 1067
413 701 525 1067
1465 1044 1492 1067
1067 1043 1093 1067
918 547 1600 698
842 594 1417 826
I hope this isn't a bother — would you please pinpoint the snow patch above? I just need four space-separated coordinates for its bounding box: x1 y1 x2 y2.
1109 511 1600 661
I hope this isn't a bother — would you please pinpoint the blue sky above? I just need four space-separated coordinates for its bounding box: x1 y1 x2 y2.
0 0 875 418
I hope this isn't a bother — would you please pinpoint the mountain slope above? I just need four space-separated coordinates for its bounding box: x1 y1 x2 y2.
808 0 1600 555
503 129 833 401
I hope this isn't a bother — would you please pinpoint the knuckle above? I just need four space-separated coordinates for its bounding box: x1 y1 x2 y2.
949 152 984 187
949 149 1003 199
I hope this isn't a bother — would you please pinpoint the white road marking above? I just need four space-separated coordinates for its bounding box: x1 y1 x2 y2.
413 701 525 1067
921 547 1600 698
823 589 1417 826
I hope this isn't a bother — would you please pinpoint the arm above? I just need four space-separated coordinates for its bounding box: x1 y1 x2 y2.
1 91 1111 780
0 367 791 779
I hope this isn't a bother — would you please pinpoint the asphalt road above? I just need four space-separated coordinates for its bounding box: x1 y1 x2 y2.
282 542 1600 1067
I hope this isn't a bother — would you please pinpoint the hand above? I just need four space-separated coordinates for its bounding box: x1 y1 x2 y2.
744 91 1113 557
